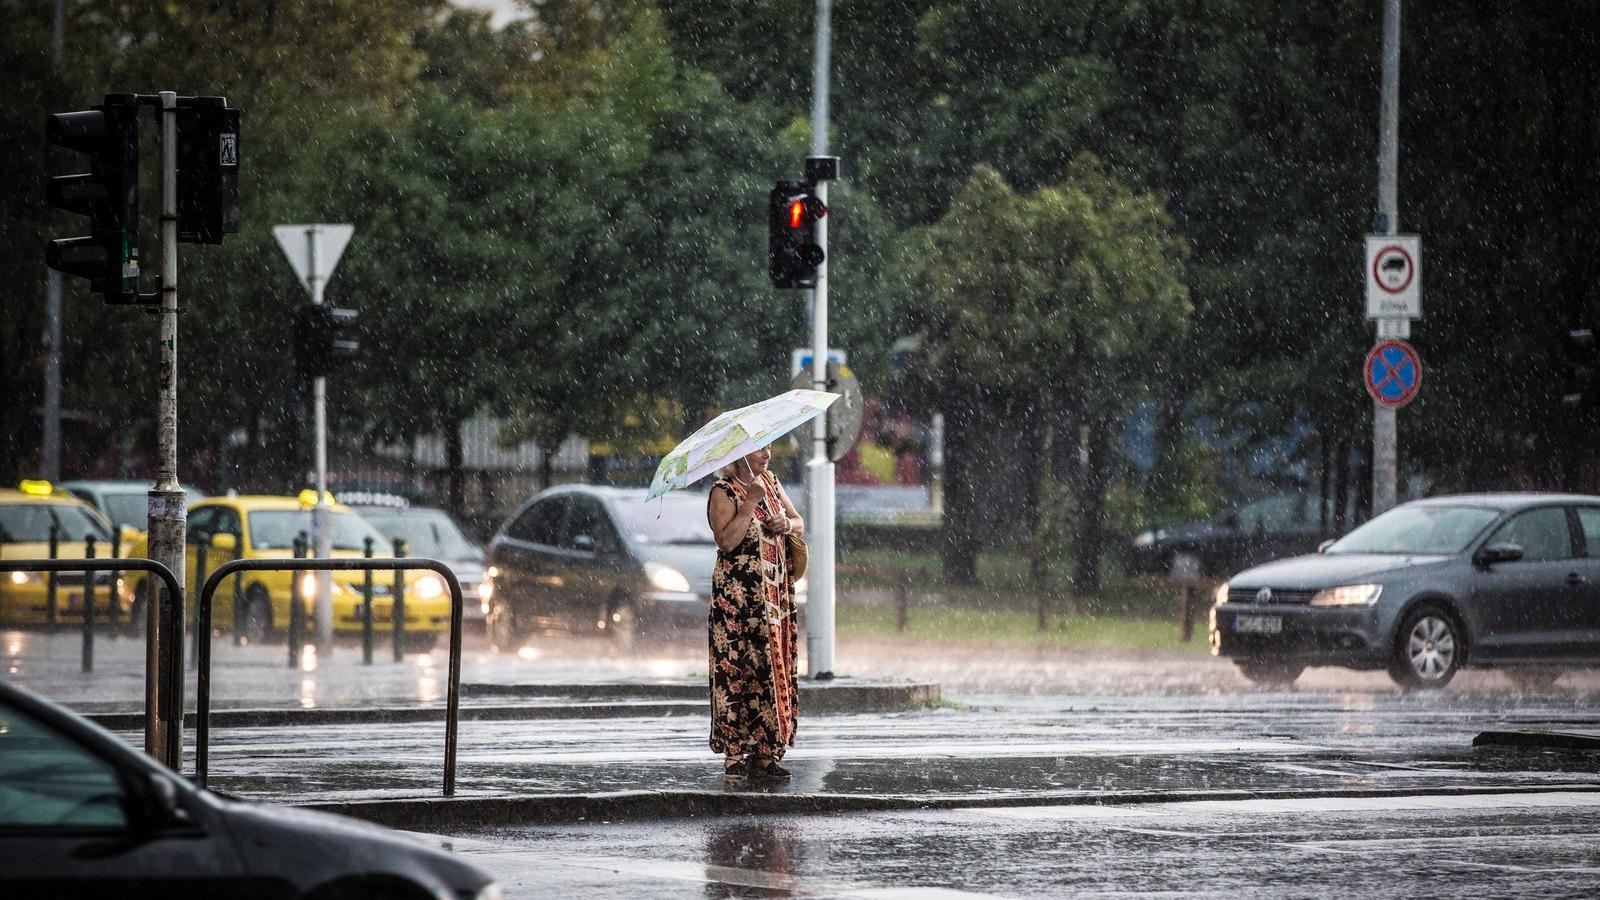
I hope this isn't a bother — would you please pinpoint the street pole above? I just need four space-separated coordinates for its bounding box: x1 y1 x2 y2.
42 0 64 481
806 0 836 679
147 91 187 768
1372 0 1401 515
307 228 333 653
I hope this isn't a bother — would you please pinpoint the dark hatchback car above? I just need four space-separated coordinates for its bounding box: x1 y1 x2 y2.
0 680 500 900
1129 489 1322 579
485 485 805 650
1211 493 1600 689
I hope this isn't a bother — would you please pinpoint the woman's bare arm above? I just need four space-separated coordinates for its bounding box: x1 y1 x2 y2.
708 484 759 552
770 477 804 537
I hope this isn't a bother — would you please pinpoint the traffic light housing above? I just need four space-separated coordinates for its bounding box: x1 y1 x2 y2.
45 94 141 304
295 304 360 378
769 180 827 289
176 96 240 244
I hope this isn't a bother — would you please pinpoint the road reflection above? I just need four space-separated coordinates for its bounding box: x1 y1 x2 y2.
705 822 800 898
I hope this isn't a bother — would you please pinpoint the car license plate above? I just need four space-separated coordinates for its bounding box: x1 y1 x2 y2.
1236 614 1282 634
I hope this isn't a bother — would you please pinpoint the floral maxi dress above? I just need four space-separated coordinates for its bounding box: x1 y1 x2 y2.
708 472 799 761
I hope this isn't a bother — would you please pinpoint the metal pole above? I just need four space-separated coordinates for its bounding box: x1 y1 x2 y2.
308 227 333 652
804 0 836 680
82 536 96 673
1371 0 1402 516
148 91 188 769
43 0 63 482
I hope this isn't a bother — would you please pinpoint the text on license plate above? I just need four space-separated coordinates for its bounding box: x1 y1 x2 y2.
1235 615 1282 634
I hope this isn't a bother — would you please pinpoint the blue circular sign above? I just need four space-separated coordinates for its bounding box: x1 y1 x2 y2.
1365 339 1421 408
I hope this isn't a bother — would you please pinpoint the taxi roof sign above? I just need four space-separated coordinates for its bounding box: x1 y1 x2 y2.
297 489 337 508
19 479 53 496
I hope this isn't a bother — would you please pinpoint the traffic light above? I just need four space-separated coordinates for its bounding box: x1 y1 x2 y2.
45 94 141 304
769 180 827 289
294 304 360 378
176 96 240 244
1565 327 1600 413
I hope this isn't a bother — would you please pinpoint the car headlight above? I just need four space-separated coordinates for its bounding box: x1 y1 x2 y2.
298 573 346 598
646 561 691 594
1132 530 1157 548
478 575 494 604
416 574 445 600
1309 583 1383 607
9 571 40 586
1213 582 1230 606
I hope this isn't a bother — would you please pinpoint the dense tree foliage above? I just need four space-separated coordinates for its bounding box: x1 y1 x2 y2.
5 0 1599 589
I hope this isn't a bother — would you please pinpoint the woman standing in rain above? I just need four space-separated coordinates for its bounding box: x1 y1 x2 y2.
706 445 804 781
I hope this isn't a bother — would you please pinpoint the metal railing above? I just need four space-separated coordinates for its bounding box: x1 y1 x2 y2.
193 557 464 796
0 558 185 767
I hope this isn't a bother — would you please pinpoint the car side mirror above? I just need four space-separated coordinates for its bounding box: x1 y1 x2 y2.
572 534 596 553
1317 539 1336 554
128 771 189 833
210 532 237 553
1477 542 1524 567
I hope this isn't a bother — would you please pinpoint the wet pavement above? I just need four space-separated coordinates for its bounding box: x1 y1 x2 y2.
9 626 1600 895
422 790 1600 897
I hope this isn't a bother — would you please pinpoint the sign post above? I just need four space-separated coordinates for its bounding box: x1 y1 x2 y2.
274 224 353 653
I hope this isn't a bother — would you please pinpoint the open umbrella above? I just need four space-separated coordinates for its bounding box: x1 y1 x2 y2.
646 389 840 501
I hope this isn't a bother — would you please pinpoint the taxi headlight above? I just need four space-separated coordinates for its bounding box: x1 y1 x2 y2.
1213 582 1230 606
479 575 494 604
1309 583 1383 607
9 571 40 586
646 561 690 594
416 574 445 600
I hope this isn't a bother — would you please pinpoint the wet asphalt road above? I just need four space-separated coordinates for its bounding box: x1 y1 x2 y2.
11 629 1600 895
420 790 1600 898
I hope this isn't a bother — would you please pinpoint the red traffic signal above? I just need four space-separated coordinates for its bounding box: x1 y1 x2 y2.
770 182 826 289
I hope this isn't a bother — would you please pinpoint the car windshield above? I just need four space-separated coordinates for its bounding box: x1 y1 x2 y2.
363 511 482 562
1327 505 1499 555
611 494 716 545
247 510 390 552
101 493 147 530
0 503 111 543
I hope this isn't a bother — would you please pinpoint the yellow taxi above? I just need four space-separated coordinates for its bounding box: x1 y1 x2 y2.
0 481 123 626
122 493 452 649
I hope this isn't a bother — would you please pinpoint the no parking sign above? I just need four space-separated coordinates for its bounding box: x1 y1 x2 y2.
1365 339 1421 408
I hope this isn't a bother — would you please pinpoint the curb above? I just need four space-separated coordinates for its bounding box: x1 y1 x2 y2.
299 783 1600 831
84 682 940 730
1474 730 1600 751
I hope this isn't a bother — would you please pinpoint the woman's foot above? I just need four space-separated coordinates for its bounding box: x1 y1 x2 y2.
750 759 791 780
723 759 749 781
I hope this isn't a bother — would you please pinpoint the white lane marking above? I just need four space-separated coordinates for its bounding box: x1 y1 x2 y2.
962 790 1600 821
408 834 1009 898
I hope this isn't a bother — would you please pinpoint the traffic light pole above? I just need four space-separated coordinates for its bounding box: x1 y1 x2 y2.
307 231 333 654
148 91 187 768
805 0 836 680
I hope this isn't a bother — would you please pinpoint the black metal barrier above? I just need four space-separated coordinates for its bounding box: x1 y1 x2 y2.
194 557 463 796
0 558 185 767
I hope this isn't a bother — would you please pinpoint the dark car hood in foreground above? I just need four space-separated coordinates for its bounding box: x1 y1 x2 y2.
216 797 489 893
1229 552 1452 589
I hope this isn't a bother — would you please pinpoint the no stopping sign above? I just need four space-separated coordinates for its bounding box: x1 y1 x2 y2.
1365 339 1421 408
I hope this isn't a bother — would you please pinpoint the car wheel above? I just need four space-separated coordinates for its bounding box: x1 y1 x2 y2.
1505 667 1563 691
240 586 273 645
602 597 638 649
1389 605 1462 690
402 631 439 654
1234 658 1305 687
486 598 526 653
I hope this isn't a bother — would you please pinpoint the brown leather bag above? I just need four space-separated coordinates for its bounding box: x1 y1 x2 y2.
787 534 809 581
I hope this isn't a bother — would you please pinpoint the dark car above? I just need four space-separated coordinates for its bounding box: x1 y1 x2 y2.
1211 493 1600 690
484 485 806 651
1129 489 1323 580
0 680 500 900
348 498 490 626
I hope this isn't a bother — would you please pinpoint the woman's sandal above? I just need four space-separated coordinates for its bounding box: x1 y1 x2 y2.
751 760 791 780
724 759 749 781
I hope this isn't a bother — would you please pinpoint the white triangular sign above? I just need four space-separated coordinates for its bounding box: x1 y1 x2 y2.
274 224 354 296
